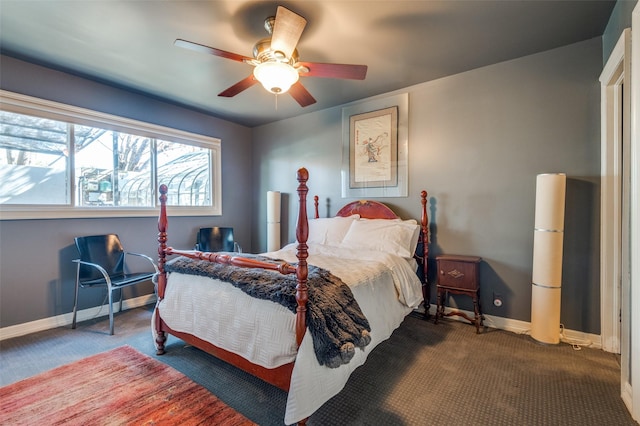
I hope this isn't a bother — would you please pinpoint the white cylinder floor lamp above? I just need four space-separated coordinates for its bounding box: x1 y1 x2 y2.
531 173 566 344
267 191 281 252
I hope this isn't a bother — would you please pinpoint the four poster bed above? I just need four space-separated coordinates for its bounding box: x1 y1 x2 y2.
154 167 429 425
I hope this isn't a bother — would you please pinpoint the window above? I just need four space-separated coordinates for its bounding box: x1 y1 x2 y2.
0 90 221 219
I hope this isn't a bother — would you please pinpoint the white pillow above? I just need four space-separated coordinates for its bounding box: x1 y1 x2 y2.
307 214 360 246
340 218 420 258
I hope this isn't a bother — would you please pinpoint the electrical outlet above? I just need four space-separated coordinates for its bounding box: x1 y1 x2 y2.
493 292 503 307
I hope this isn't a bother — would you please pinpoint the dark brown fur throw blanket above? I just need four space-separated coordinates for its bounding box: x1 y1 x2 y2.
164 255 371 368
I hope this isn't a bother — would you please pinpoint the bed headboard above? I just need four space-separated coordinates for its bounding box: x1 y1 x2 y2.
336 200 399 219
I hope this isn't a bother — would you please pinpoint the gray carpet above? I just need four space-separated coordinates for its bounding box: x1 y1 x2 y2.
0 306 636 426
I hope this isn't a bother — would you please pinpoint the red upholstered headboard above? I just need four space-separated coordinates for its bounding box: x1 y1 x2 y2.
335 200 399 219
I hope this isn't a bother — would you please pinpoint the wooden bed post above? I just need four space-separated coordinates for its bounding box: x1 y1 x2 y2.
157 184 168 300
420 190 430 317
313 195 319 219
155 184 169 354
295 168 309 347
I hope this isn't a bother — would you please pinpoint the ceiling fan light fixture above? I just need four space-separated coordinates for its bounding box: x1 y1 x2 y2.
253 61 299 94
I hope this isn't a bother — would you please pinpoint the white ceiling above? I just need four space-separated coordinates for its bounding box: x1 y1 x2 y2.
0 1 615 127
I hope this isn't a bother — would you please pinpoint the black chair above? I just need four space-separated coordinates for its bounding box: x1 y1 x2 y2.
195 227 238 252
72 234 158 335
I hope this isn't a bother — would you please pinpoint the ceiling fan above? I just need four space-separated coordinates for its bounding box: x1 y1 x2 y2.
174 6 368 107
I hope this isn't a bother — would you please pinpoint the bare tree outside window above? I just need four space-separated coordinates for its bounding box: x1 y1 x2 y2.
1 110 214 208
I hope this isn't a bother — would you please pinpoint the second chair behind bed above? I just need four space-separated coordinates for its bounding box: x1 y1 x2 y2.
195 227 240 252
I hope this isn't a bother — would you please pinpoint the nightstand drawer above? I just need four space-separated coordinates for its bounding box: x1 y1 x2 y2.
438 256 481 291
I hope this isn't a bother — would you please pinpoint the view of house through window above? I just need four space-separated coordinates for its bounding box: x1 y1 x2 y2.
74 126 153 207
0 103 218 214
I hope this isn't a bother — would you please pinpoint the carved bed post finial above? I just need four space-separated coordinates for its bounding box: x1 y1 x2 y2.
295 168 309 346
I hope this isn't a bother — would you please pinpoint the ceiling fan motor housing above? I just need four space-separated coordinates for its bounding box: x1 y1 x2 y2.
253 38 299 64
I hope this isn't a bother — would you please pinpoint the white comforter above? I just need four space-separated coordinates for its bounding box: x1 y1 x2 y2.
155 243 423 424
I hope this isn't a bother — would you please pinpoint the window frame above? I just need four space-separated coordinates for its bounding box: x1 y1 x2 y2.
0 90 222 220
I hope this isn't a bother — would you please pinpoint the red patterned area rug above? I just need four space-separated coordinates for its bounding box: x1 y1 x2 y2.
0 345 255 425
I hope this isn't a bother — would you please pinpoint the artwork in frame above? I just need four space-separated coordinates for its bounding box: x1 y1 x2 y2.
341 92 408 198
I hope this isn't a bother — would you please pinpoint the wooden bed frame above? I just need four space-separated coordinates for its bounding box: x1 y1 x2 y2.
154 167 429 417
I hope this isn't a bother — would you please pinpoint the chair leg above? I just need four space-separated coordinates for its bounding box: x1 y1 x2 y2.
72 271 80 329
108 288 115 335
118 288 124 313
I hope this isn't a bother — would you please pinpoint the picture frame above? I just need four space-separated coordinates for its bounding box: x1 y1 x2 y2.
341 92 408 198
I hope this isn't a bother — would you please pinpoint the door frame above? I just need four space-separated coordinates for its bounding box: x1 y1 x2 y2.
599 29 629 355
600 23 639 422
629 5 640 421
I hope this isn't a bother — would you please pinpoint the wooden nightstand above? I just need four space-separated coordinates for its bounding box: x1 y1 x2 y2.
435 255 483 333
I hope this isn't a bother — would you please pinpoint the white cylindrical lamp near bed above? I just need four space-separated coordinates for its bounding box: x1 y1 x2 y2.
530 173 566 344
267 190 281 252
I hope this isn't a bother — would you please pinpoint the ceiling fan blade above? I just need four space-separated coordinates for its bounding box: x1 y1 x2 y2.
271 6 307 59
218 75 259 97
288 81 316 107
297 62 368 80
175 39 253 63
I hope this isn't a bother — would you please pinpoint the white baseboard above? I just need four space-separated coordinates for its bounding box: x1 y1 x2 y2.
432 306 602 349
2 297 602 349
0 294 157 341
622 380 633 413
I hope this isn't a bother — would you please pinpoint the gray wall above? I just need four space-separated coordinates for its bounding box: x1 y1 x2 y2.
0 56 253 328
252 37 602 334
0 34 610 334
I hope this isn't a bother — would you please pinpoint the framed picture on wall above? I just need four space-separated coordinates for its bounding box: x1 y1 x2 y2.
341 92 408 198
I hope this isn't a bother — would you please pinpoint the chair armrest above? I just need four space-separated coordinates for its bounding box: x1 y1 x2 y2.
72 259 113 286
124 252 159 274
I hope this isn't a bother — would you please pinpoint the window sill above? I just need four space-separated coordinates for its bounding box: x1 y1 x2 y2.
0 206 221 220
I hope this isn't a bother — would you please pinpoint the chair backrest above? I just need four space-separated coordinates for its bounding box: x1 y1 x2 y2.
196 227 234 252
75 234 125 280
